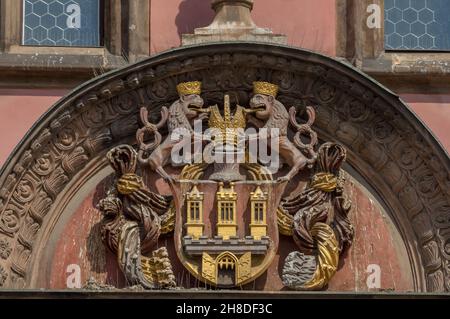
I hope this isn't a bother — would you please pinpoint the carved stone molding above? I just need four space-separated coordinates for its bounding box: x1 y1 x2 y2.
0 42 448 291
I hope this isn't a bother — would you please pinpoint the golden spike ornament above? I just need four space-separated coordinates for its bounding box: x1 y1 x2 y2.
208 94 246 146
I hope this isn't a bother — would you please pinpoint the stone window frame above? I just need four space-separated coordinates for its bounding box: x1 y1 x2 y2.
0 0 150 88
336 0 450 93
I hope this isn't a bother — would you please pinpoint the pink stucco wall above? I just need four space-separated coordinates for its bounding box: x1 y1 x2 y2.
150 0 337 56
401 94 450 152
0 89 67 166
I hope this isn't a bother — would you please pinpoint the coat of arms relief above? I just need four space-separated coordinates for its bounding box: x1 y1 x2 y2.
98 80 354 290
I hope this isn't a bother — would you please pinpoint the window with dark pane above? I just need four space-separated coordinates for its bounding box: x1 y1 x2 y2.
23 0 101 47
189 202 199 221
220 202 234 223
385 0 450 50
254 202 264 224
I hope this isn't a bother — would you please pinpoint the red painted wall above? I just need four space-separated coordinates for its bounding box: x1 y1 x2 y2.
0 89 67 166
150 0 337 56
401 94 450 152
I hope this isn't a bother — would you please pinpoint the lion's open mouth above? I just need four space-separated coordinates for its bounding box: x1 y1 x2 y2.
253 106 266 111
248 105 267 113
188 105 204 111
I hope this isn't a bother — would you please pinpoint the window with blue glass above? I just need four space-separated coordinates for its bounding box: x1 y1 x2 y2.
23 0 101 47
385 0 450 51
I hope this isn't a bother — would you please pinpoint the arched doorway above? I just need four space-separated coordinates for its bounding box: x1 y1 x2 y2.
216 252 239 287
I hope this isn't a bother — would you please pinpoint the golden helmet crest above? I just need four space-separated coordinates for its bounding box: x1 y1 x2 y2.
176 81 202 96
253 81 279 97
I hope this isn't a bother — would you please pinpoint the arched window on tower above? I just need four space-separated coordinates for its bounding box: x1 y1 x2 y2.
250 186 268 240
216 183 237 239
185 185 204 239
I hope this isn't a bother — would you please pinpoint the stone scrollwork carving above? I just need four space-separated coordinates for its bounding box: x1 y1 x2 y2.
0 43 447 292
0 265 7 287
98 145 176 289
280 143 354 290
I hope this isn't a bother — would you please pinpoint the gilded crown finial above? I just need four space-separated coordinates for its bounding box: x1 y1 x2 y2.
208 95 246 146
209 99 246 131
253 81 279 97
177 81 202 96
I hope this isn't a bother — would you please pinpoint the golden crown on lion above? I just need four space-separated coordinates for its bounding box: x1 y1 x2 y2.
253 81 279 97
177 81 202 96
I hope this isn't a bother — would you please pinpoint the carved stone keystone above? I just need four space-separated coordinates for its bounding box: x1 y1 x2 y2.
182 0 287 45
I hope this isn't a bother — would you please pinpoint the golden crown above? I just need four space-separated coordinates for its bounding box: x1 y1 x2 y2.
176 81 202 96
253 81 279 97
209 95 246 146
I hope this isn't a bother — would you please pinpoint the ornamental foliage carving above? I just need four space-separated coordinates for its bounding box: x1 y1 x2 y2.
0 43 447 292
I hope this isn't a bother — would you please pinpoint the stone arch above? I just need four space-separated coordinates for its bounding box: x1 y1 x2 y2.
0 42 448 291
